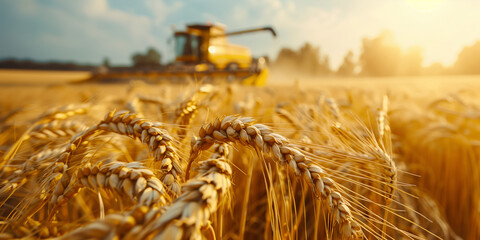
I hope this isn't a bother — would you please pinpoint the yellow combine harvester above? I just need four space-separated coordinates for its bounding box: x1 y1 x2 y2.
87 23 276 86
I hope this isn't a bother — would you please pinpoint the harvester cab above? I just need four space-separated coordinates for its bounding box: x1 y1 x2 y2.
172 23 276 85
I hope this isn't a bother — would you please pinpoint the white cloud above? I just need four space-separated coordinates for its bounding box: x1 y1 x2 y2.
145 0 184 25
232 5 248 22
202 13 221 24
228 0 343 66
0 0 178 64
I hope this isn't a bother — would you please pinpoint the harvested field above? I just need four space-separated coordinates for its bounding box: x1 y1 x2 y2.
0 70 90 85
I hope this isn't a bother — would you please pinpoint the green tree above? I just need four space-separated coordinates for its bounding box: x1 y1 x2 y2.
298 43 321 75
360 31 401 76
131 47 162 67
453 40 480 74
423 62 447 75
102 57 110 68
275 48 298 69
274 42 331 76
399 46 423 75
337 51 355 76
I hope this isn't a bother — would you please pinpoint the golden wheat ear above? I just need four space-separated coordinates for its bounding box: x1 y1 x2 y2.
187 115 363 239
57 144 232 240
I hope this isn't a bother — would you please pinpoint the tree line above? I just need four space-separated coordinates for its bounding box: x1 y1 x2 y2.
128 30 480 77
272 30 480 76
2 31 478 76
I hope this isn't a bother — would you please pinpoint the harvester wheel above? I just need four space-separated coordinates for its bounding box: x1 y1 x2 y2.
226 63 239 83
206 62 216 71
226 63 239 71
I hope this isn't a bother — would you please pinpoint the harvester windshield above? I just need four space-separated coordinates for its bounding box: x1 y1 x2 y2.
174 33 201 61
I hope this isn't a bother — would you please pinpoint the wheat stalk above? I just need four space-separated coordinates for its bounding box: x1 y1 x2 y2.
146 143 232 239
2 104 90 164
330 121 397 204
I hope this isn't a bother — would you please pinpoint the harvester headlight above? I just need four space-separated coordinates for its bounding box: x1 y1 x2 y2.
257 57 267 69
258 57 266 64
208 46 216 53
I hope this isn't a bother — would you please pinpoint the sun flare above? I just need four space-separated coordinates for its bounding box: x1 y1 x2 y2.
407 0 445 11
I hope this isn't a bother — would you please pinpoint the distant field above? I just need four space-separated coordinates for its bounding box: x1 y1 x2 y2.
0 69 91 84
270 71 480 91
1 69 479 90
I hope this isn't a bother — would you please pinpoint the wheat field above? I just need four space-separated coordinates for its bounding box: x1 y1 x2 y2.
0 72 479 239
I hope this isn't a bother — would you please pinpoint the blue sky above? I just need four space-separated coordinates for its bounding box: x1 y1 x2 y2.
1 0 479 69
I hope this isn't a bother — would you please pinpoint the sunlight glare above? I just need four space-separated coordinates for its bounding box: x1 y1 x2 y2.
407 0 446 11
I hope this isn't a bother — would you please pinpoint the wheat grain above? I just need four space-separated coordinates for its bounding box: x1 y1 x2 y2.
30 120 86 141
175 97 198 141
72 161 168 206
